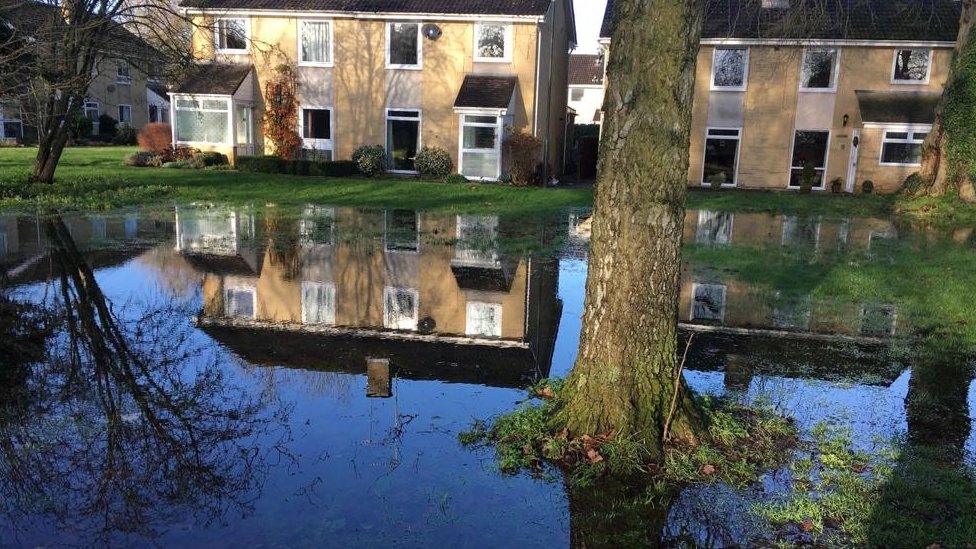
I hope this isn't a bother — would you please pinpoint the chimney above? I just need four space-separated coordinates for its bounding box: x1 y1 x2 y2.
762 0 790 8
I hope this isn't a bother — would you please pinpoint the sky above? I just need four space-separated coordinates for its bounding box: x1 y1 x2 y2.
573 0 609 53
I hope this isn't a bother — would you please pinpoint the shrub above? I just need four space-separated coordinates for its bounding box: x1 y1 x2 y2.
237 155 283 173
504 128 543 186
69 113 93 139
189 151 228 169
123 151 160 167
98 115 118 138
352 145 387 177
444 173 469 185
236 155 360 177
113 125 138 145
415 146 453 178
798 161 817 194
862 180 875 194
138 123 172 154
830 177 844 194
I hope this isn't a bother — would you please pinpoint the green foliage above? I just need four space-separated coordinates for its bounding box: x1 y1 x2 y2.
236 155 359 177
352 145 387 177
0 173 172 211
443 173 469 185
829 177 843 194
123 151 161 167
862 179 874 194
69 113 93 139
189 151 229 169
415 146 454 178
939 26 976 184
799 161 817 194
113 125 138 146
97 115 118 138
686 188 893 218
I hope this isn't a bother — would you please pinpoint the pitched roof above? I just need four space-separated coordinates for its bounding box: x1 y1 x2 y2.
601 0 961 42
178 0 553 16
173 63 253 95
568 54 604 86
454 75 518 110
856 90 941 124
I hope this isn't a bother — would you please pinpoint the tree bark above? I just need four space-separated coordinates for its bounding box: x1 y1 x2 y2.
914 0 976 200
556 0 706 458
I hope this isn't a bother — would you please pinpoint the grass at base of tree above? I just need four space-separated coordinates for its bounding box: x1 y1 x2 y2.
0 146 593 214
459 379 798 490
894 193 976 226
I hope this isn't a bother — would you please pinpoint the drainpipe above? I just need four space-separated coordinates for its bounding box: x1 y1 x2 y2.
542 0 557 182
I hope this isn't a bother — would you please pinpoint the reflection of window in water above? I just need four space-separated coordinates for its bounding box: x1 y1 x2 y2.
124 214 138 239
385 210 419 252
781 216 821 252
0 228 6 255
691 283 726 323
224 287 256 319
176 207 254 255
695 210 733 245
384 287 418 330
300 206 335 246
771 291 812 331
868 228 898 257
91 216 107 239
454 215 500 267
836 219 851 252
861 304 897 337
466 301 502 337
301 282 336 325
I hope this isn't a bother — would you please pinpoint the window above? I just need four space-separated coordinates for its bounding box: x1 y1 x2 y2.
236 105 253 145
880 128 928 166
474 22 512 62
466 301 502 337
861 304 897 337
125 214 138 239
91 216 107 239
387 22 421 68
302 282 336 325
695 210 733 245
384 287 418 330
702 128 740 186
84 100 99 121
299 20 332 66
225 287 256 319
116 62 131 84
117 104 132 125
386 109 421 172
175 97 229 144
570 88 585 101
385 209 419 252
691 283 726 323
215 18 248 53
454 214 500 267
300 107 332 157
711 48 748 90
460 114 502 180
892 49 931 83
789 130 829 188
0 104 23 140
800 48 838 90
781 215 821 252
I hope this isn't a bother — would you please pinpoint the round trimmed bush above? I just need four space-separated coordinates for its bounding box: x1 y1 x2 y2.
189 151 229 169
113 125 138 146
415 146 453 178
352 145 387 177
862 180 874 194
444 173 469 185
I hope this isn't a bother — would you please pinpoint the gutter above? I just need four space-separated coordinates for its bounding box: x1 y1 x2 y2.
599 37 955 48
181 8 545 23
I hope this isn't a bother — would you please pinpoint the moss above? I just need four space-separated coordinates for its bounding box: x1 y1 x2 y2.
940 26 976 186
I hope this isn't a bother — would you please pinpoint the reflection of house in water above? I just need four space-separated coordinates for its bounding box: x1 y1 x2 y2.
188 207 563 388
681 210 902 340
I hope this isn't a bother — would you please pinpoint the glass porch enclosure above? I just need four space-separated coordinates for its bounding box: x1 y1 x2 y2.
169 94 255 157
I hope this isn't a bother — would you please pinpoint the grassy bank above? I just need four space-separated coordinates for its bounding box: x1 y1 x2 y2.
0 147 593 214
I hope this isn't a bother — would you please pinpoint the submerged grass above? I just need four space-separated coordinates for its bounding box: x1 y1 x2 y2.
687 188 894 218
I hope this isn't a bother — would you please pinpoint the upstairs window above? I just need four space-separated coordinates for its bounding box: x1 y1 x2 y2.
474 22 512 62
892 49 931 83
711 48 748 90
570 87 584 101
299 20 332 66
880 128 928 166
215 18 248 53
116 62 131 85
384 287 419 331
800 48 838 91
466 301 502 337
387 22 421 68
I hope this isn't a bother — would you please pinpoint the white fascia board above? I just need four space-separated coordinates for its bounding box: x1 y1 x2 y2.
183 8 545 23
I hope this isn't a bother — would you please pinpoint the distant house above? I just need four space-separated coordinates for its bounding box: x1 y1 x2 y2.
567 53 605 126
599 0 960 194
172 0 577 178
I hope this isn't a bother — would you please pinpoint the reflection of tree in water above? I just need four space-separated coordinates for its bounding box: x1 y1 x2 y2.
0 218 290 544
567 478 672 548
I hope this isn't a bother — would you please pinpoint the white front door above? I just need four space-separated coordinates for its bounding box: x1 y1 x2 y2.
845 130 860 193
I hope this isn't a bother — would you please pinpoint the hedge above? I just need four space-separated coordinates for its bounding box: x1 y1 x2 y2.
236 155 359 177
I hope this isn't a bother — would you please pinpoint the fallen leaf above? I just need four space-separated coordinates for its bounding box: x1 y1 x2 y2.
523 444 533 455
701 464 716 475
586 449 604 463
536 385 555 399
556 428 570 440
800 519 814 532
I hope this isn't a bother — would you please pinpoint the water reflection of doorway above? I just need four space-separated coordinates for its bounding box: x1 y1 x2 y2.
387 109 421 173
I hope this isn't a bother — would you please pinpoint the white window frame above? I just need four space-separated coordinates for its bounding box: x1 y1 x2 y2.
787 129 831 190
117 104 132 125
116 62 132 85
799 47 841 93
297 19 334 67
0 104 24 140
695 210 734 245
301 281 337 326
570 87 585 101
386 108 422 174
458 112 505 181
224 285 257 319
299 105 335 155
701 127 742 187
214 17 250 55
891 48 932 85
383 286 419 331
386 22 423 70
473 22 513 63
173 94 233 146
710 47 749 91
879 125 931 167
466 301 503 337
690 283 727 323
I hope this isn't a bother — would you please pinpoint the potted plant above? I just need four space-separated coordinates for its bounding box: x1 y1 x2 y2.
830 177 843 194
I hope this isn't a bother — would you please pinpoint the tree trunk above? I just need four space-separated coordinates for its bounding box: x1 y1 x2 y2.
914 0 976 200
32 120 72 184
556 0 706 458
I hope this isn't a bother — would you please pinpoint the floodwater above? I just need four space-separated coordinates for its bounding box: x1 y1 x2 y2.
0 204 973 546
